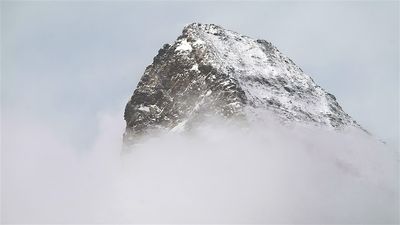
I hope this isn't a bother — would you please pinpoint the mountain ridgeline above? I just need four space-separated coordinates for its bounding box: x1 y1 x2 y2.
123 23 361 146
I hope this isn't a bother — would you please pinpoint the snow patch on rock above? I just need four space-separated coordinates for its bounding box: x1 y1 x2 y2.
175 39 192 52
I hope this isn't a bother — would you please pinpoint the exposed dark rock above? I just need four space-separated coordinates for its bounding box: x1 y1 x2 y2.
123 23 362 147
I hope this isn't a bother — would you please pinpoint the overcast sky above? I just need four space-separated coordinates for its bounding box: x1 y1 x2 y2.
2 1 399 150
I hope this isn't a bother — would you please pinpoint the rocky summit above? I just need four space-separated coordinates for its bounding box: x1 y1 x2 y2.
123 23 361 146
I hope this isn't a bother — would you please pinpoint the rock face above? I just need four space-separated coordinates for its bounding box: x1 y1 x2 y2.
123 23 360 145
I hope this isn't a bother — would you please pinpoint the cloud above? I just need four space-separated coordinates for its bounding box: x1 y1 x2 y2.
2 110 398 223
2 1 398 149
1 2 398 223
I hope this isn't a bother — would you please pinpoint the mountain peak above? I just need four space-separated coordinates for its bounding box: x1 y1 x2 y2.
123 23 361 146
183 22 223 31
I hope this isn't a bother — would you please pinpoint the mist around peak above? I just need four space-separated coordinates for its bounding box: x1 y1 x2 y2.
2 110 398 224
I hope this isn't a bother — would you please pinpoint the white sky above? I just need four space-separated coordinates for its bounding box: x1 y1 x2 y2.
1 1 399 150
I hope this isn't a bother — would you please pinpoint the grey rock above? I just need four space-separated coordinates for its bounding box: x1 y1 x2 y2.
123 23 362 146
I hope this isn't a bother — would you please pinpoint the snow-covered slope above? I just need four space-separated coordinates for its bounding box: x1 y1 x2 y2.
124 23 361 145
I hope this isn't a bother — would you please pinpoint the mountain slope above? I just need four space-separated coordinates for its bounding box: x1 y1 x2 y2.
123 23 360 145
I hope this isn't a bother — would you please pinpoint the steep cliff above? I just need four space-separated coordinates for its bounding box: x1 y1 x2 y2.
124 23 360 146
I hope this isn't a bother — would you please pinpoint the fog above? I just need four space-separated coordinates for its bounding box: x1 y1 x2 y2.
2 108 398 224
2 2 398 223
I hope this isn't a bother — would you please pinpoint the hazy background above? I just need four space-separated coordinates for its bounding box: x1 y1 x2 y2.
1 1 399 150
1 1 399 224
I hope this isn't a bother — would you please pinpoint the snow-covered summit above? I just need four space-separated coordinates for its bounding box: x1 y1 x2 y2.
123 23 361 145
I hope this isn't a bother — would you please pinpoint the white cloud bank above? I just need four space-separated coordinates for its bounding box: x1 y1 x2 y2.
1 111 399 224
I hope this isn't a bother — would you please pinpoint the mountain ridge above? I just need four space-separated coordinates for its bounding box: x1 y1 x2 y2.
123 23 362 146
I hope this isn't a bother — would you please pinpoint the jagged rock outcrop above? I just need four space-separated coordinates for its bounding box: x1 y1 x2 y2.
123 23 360 146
